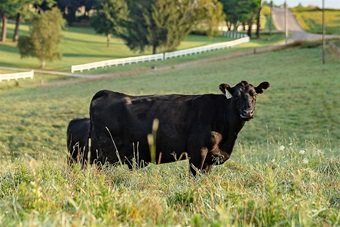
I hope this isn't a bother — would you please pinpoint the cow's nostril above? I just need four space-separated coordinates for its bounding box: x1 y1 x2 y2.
243 110 254 117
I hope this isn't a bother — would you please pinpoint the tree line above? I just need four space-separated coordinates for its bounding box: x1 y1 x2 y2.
0 0 269 68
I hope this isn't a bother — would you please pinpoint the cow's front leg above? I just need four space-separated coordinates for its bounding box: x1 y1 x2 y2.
202 162 212 173
187 146 211 176
188 131 223 176
200 147 213 173
188 151 203 176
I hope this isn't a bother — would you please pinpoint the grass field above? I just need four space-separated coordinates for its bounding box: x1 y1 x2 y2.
0 24 285 89
291 7 340 35
0 22 285 74
0 22 235 72
0 41 339 225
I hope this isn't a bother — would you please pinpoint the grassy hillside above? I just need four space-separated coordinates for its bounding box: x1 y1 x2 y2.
0 23 233 72
0 45 339 225
1 45 339 159
0 23 285 73
291 7 340 35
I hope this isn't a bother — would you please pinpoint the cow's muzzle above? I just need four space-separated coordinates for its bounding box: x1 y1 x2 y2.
240 109 254 121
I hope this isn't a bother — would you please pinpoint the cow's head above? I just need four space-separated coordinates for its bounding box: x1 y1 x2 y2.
219 81 270 121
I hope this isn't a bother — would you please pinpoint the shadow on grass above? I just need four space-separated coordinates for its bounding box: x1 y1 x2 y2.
62 53 125 59
0 60 42 70
63 25 97 35
62 36 107 45
0 43 19 54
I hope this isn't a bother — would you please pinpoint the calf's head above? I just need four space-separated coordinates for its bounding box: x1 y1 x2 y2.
219 81 270 121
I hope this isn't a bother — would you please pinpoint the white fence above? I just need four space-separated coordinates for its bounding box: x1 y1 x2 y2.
222 31 248 39
164 36 249 59
0 70 34 82
71 54 164 73
71 35 249 73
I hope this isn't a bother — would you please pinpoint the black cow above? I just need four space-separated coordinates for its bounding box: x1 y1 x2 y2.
66 118 100 166
89 81 269 175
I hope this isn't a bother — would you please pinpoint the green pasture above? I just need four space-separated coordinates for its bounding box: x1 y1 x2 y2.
0 22 285 75
61 32 285 77
291 8 340 35
0 43 339 225
0 22 234 72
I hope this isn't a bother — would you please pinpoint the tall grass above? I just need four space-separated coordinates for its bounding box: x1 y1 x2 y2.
0 145 339 226
0 45 339 225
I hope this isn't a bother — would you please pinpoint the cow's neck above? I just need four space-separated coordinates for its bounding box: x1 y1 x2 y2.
218 98 246 155
225 97 245 128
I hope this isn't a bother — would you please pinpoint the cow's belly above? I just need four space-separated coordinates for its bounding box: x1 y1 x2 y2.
155 135 188 164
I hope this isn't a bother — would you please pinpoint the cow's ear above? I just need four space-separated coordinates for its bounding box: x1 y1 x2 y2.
219 83 233 99
255 82 270 94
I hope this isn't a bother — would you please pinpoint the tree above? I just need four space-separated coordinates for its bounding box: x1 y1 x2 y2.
33 0 55 12
193 0 226 36
56 0 81 25
220 0 256 31
255 0 262 38
91 0 128 47
219 0 262 37
17 8 65 68
0 0 19 42
81 0 97 18
219 0 240 30
57 0 99 24
119 0 224 54
12 0 55 42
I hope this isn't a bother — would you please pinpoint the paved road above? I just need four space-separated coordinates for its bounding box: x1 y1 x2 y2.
271 8 338 42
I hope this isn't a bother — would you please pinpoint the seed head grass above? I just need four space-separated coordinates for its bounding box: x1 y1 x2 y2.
0 139 339 226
